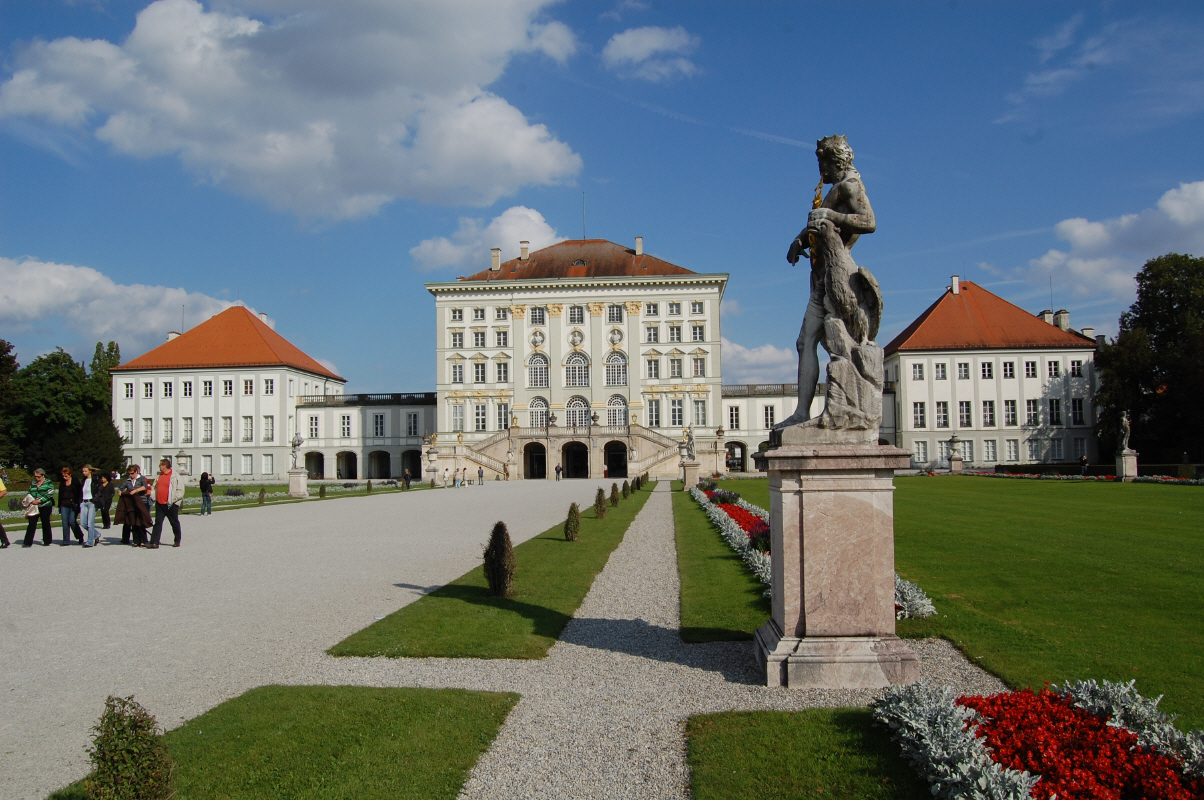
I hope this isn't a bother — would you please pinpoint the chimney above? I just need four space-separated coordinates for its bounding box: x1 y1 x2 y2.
166 331 180 341
1039 309 1054 324
490 248 501 271
519 241 529 261
1054 309 1070 331
1095 334 1107 346
635 236 643 256
1081 326 1095 340
951 275 960 295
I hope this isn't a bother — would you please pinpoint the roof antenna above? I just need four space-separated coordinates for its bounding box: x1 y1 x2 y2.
1049 275 1053 310
582 191 586 240
181 304 185 333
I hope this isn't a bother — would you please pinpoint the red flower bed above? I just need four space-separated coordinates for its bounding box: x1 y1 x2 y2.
715 502 770 553
958 689 1203 800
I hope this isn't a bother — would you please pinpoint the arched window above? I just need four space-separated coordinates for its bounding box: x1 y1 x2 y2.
565 353 590 387
528 397 548 428
528 353 549 388
566 396 590 427
607 395 628 427
604 351 627 386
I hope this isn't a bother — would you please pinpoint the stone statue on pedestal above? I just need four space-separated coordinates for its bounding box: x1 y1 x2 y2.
289 431 304 469
1119 410 1132 452
684 426 696 461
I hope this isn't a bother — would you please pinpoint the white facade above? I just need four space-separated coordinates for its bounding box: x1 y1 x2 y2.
295 393 436 480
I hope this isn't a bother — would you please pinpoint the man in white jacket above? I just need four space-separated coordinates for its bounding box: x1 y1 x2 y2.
149 458 186 548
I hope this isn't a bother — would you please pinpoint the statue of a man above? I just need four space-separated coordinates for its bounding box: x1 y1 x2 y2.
1119 410 1131 452
685 426 696 461
778 135 877 429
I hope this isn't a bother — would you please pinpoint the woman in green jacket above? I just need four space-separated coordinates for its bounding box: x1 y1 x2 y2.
23 468 55 547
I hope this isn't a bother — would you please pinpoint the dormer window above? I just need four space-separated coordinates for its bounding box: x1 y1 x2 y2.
572 259 587 266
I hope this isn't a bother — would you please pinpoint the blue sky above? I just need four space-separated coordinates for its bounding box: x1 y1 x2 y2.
3 1 1203 390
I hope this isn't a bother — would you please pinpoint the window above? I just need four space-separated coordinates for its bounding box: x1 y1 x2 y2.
1003 362 1015 379
962 441 974 463
1025 399 1040 426
496 307 508 320
935 401 950 428
182 381 192 398
530 307 546 326
764 405 776 428
341 415 351 437
1051 438 1064 461
472 308 485 321
142 455 154 474
241 454 253 475
451 404 464 431
913 402 926 428
451 332 464 348
913 440 928 463
1027 438 1042 462
1048 361 1061 378
984 440 997 462
693 357 706 378
568 306 584 325
473 362 486 383
1048 398 1062 426
262 454 274 475
669 358 683 378
451 363 465 383
958 401 972 427
203 380 213 397
262 416 274 442
934 363 947 380
219 416 232 442
981 362 994 379
646 302 659 316
474 404 487 431
565 353 590 387
938 441 950 463
223 379 234 397
1004 399 1018 426
264 378 274 396
1024 361 1037 379
669 302 681 315
308 416 318 438
1070 360 1083 377
182 417 193 443
406 412 419 437
221 454 232 475
982 400 996 426
497 402 510 430
124 383 134 399
957 362 970 380
607 304 624 323
202 455 212 475
566 397 590 427
729 406 740 430
496 362 509 383
668 325 682 343
605 352 627 386
373 413 385 437
646 326 659 343
646 358 660 379
243 379 254 396
647 399 661 427
493 329 509 349
690 301 704 314
691 323 705 342
607 395 628 426
529 398 548 428
1006 439 1019 461
473 331 486 348
144 383 154 399
693 399 707 426
670 398 684 427
119 418 133 443
288 379 294 397
1073 438 1086 459
242 416 254 442
1071 397 1085 425
201 416 213 442
528 354 549 388
450 308 463 322
912 363 925 380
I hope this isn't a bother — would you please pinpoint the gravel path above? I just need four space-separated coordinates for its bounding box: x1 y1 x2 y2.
1 480 1005 800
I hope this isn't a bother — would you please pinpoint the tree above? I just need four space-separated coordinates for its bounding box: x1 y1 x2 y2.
23 412 126 476
0 340 20 465
1095 253 1204 462
87 341 121 411
9 348 90 451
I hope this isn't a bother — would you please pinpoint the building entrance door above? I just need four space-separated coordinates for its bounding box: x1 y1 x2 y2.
563 442 589 479
604 441 628 478
524 442 547 479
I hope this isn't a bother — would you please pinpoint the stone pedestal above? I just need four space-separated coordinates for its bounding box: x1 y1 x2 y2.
1116 449 1138 482
949 453 964 473
681 460 700 490
288 468 309 498
755 436 920 689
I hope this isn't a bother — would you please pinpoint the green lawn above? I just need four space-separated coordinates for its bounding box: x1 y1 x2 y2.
49 685 517 800
688 709 929 800
329 483 655 659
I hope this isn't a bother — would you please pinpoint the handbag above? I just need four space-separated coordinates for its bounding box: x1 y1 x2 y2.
22 494 39 517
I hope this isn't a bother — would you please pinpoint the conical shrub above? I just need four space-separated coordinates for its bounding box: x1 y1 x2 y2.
609 483 619 507
633 476 640 491
564 502 580 541
319 484 327 498
593 487 607 519
366 480 372 494
483 520 515 598
84 695 173 800
258 488 266 505
622 480 630 498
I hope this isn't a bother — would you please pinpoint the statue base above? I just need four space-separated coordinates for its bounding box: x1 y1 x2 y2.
681 460 700 490
949 453 964 473
288 468 309 498
1116 449 1138 482
757 441 919 689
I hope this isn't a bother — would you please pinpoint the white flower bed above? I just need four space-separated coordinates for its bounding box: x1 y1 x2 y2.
895 574 937 620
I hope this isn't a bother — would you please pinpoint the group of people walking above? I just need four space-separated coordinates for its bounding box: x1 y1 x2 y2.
0 458 187 550
441 466 486 488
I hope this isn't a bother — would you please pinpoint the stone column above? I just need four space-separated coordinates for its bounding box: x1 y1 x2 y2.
1116 449 1138 482
948 452 964 473
680 460 700 489
754 442 920 689
288 468 309 498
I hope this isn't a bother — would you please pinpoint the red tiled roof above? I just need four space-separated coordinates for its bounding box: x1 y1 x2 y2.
457 239 696 281
112 305 344 380
884 281 1095 354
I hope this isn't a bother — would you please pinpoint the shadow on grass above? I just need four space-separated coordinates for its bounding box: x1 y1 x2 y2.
424 583 573 641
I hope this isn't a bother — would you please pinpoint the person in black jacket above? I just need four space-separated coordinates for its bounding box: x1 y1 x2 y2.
199 472 214 515
98 474 115 528
58 467 84 546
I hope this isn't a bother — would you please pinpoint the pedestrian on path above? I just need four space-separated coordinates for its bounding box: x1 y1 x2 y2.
80 464 102 547
442 468 449 488
116 464 151 546
403 469 411 490
149 458 185 548
22 468 55 547
98 474 114 529
478 466 484 485
555 463 562 481
199 471 214 515
57 467 84 545
0 472 8 548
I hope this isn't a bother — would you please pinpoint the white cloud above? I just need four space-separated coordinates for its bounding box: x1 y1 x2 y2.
410 205 564 272
315 357 341 377
0 255 239 358
0 0 582 219
720 337 797 384
720 298 742 316
1027 180 1204 300
601 25 699 82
